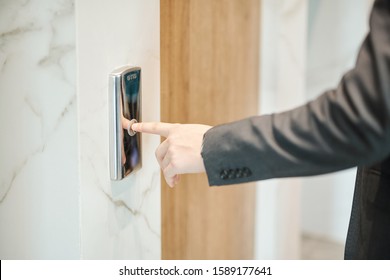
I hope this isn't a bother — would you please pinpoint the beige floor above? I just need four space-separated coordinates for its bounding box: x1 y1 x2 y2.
301 234 345 260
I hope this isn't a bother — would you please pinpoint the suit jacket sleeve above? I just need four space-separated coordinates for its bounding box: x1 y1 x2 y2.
201 0 390 186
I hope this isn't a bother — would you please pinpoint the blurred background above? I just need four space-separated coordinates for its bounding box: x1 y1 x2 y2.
257 0 374 259
0 0 374 259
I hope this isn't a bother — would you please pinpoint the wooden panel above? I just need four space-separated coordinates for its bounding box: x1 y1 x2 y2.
161 0 260 259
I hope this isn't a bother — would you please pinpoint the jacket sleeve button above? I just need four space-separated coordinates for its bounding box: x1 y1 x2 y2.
220 169 229 180
228 169 236 179
242 167 252 177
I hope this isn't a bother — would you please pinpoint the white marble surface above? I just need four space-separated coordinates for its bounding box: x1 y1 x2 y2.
301 234 344 260
302 0 373 243
0 0 80 258
255 0 308 260
76 0 161 259
0 0 160 259
256 0 374 259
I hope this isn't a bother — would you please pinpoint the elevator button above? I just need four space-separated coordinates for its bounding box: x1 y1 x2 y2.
127 119 138 136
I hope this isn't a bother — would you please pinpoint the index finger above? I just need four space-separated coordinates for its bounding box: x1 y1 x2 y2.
131 122 173 137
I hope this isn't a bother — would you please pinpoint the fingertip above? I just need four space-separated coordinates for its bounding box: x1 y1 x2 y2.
130 122 170 137
131 123 140 132
167 180 174 188
165 177 176 188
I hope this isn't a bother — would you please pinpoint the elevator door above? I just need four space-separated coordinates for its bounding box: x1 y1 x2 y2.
161 0 260 259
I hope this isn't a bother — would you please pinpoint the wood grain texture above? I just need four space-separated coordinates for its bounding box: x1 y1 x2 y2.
161 0 260 259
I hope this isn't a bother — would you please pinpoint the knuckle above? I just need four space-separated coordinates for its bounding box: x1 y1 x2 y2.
166 146 176 157
169 158 178 171
154 148 159 158
155 149 163 163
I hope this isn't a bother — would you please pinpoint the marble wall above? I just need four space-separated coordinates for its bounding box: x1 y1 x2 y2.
255 0 308 259
76 0 161 259
0 0 160 259
0 0 80 258
301 0 374 243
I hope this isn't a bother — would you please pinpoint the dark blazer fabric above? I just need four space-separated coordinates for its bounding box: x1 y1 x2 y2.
201 0 390 259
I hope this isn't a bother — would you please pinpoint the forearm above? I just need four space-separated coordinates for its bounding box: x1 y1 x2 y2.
201 0 390 186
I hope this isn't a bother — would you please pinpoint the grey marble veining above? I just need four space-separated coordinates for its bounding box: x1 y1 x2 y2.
2 0 172 260
76 0 161 259
0 0 79 259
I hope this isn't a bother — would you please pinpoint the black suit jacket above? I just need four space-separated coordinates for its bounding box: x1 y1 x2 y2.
201 0 390 259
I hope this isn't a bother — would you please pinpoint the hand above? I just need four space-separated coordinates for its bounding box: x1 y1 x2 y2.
131 122 212 187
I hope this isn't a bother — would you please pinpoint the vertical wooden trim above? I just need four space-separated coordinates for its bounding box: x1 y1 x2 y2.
161 0 260 259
